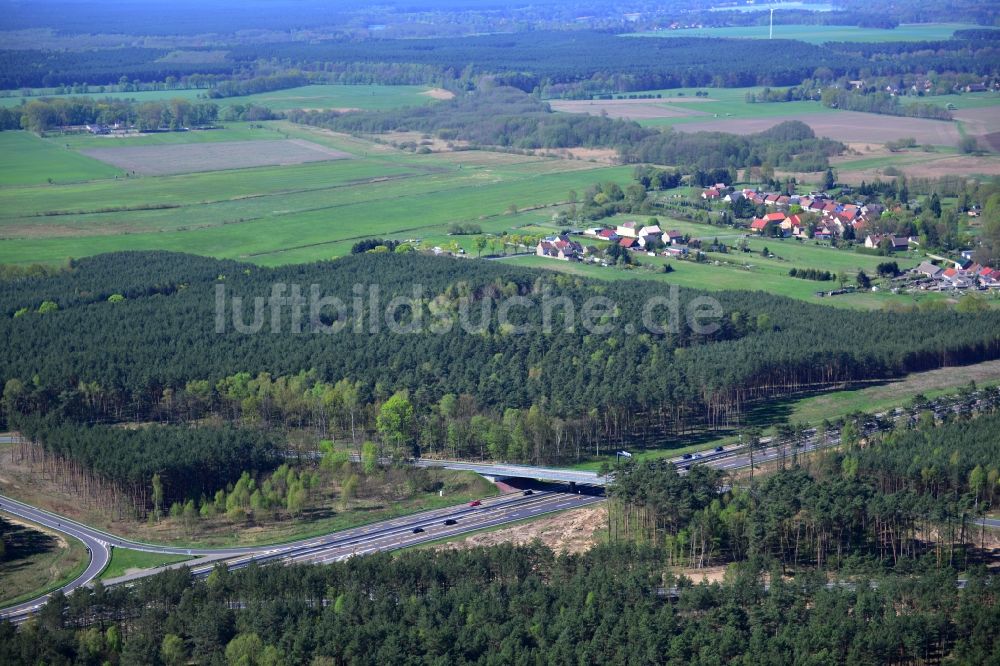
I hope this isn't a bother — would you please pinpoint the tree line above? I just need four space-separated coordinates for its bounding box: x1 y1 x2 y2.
609 404 1000 571
0 542 996 665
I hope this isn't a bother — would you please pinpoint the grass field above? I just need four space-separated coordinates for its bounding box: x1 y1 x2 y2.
98 548 192 580
0 84 444 111
56 122 289 149
626 23 985 44
0 131 124 185
0 124 627 265
0 516 89 608
80 138 352 175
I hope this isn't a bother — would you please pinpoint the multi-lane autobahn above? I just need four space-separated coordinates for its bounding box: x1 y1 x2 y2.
0 487 602 623
3 389 997 623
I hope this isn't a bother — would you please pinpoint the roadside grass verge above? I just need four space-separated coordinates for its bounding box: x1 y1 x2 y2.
98 548 192 580
0 517 89 609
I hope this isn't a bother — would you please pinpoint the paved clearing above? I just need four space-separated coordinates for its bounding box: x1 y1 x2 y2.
674 111 962 146
81 139 352 175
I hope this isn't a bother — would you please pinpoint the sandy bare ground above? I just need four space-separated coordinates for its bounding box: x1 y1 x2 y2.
81 139 352 175
675 111 962 146
676 565 729 584
436 504 606 555
550 99 707 120
421 88 455 100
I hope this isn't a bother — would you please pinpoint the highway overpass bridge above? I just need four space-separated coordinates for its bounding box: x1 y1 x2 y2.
414 458 608 486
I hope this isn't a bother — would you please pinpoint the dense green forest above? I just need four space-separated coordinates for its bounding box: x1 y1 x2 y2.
1 543 997 665
3 251 1000 508
609 408 1000 570
2 28 996 93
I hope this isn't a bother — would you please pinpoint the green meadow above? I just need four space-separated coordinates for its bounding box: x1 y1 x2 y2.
0 83 442 111
0 123 628 265
626 23 985 44
0 131 124 185
505 234 942 311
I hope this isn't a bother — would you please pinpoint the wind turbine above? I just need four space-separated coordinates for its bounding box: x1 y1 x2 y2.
769 7 775 39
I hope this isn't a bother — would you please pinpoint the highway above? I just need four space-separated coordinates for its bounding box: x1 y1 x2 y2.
2 388 996 622
0 487 600 622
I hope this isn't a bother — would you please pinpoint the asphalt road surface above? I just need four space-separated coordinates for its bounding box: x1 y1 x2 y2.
0 489 599 622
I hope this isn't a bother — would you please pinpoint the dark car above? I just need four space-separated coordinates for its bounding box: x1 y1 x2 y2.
714 446 724 453
412 526 425 534
682 453 693 460
523 489 534 496
444 519 457 526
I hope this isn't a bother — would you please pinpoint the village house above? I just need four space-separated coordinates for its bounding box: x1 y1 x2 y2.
664 230 685 245
915 261 942 279
864 234 909 251
536 235 584 261
616 221 639 238
596 228 619 242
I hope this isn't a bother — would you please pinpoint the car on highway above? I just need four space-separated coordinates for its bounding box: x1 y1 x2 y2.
444 519 457 526
469 500 482 507
714 446 724 452
682 453 692 460
523 489 534 496
412 527 425 533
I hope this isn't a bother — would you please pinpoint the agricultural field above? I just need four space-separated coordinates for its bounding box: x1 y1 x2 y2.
0 122 630 265
232 84 452 111
673 111 962 146
0 83 447 112
833 146 1000 183
0 131 124 185
552 86 986 150
626 23 985 44
80 138 352 175
549 87 835 128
